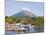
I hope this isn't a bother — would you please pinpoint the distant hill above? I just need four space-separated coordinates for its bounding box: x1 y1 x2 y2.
12 8 36 17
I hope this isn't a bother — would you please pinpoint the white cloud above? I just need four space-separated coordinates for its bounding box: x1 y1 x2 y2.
22 8 32 12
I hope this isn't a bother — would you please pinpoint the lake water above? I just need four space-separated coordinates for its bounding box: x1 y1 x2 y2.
5 26 44 35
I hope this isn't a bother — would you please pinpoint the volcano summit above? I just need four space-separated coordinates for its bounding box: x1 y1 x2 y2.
12 8 36 17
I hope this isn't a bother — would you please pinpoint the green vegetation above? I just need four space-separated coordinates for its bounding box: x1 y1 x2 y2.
32 16 44 26
5 16 44 26
5 16 16 23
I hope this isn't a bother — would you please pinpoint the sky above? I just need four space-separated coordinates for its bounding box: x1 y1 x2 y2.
16 0 43 2
5 0 44 16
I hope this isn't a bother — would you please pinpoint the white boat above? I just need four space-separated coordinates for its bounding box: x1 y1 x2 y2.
15 23 34 32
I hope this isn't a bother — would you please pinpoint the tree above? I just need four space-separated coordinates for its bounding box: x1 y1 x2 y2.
33 16 44 26
5 16 16 23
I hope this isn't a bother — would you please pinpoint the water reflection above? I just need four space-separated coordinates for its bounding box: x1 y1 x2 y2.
5 26 44 35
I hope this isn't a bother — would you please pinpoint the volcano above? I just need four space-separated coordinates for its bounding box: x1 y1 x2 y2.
12 8 36 17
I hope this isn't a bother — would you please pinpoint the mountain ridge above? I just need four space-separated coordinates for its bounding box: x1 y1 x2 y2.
12 8 36 17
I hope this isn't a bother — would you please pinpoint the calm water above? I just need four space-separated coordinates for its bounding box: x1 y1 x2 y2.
5 26 44 35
